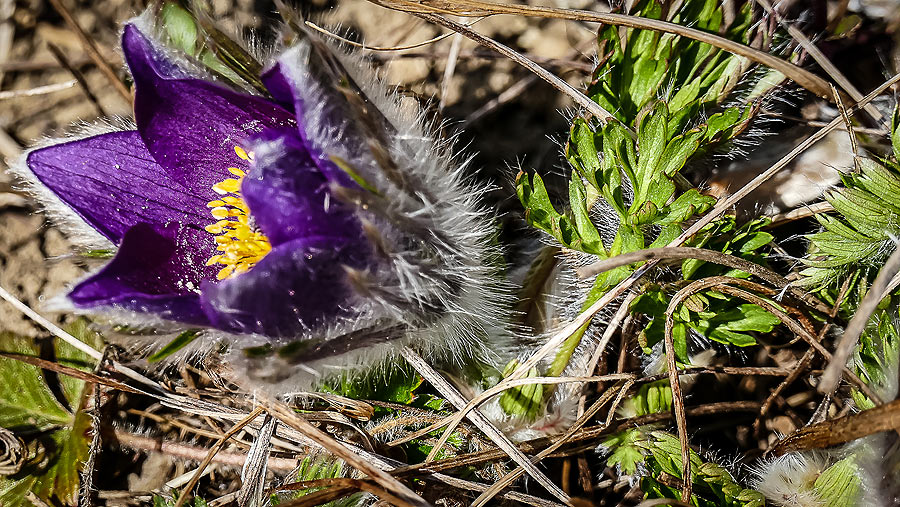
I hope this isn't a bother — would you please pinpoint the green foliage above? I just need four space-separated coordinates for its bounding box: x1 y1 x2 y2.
147 329 202 363
852 306 900 410
812 456 862 507
802 155 900 303
514 0 781 422
273 455 360 507
631 219 780 360
802 104 900 408
322 363 442 410
498 359 544 422
589 0 761 130
603 428 646 475
153 495 208 507
602 430 765 506
0 321 103 507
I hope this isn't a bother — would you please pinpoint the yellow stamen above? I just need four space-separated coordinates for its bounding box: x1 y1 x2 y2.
234 146 251 161
205 146 271 280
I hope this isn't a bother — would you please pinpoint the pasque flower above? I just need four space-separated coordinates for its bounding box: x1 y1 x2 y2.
18 18 512 386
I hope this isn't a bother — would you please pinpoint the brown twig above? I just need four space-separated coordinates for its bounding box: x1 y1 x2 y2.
261 396 430 507
370 0 835 99
109 428 300 472
663 290 698 502
46 43 106 117
771 398 900 455
46 0 131 101
575 246 829 314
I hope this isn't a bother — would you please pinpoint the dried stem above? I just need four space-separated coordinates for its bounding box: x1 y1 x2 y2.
46 0 131 101
400 347 573 505
576 246 829 314
412 12 618 124
173 407 265 507
370 0 835 99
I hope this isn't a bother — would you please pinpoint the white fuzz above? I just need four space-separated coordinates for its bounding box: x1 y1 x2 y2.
751 451 832 507
16 13 518 395
224 33 518 393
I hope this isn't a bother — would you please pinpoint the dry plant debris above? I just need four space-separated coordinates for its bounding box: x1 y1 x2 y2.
2 0 900 506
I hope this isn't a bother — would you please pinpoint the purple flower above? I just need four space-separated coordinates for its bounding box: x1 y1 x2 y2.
18 17 513 386
23 23 371 338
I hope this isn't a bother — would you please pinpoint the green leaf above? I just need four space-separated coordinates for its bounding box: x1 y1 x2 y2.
635 101 669 201
148 329 202 363
659 128 705 177
568 174 606 256
328 365 424 405
690 303 780 346
498 360 544 421
161 2 198 55
658 188 715 224
602 428 647 475
0 324 101 506
813 456 861 507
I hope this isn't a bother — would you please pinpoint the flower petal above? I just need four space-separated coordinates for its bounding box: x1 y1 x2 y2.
200 236 370 337
25 130 210 244
242 129 360 246
69 222 217 326
260 50 359 187
122 24 297 194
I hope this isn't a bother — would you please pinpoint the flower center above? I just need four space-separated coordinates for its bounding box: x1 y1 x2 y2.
204 146 272 280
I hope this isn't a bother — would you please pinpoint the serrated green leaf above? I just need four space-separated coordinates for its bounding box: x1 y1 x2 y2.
603 428 647 475
0 324 100 506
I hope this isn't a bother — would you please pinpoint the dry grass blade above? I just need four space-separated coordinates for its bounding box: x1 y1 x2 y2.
424 373 634 460
370 0 835 100
576 246 828 313
174 407 265 507
304 19 482 51
0 80 75 100
0 352 141 394
413 12 618 124
766 201 834 228
46 0 130 101
772 398 900 455
753 0 884 125
819 245 900 396
469 381 631 506
400 347 573 506
261 396 430 507
47 43 106 116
